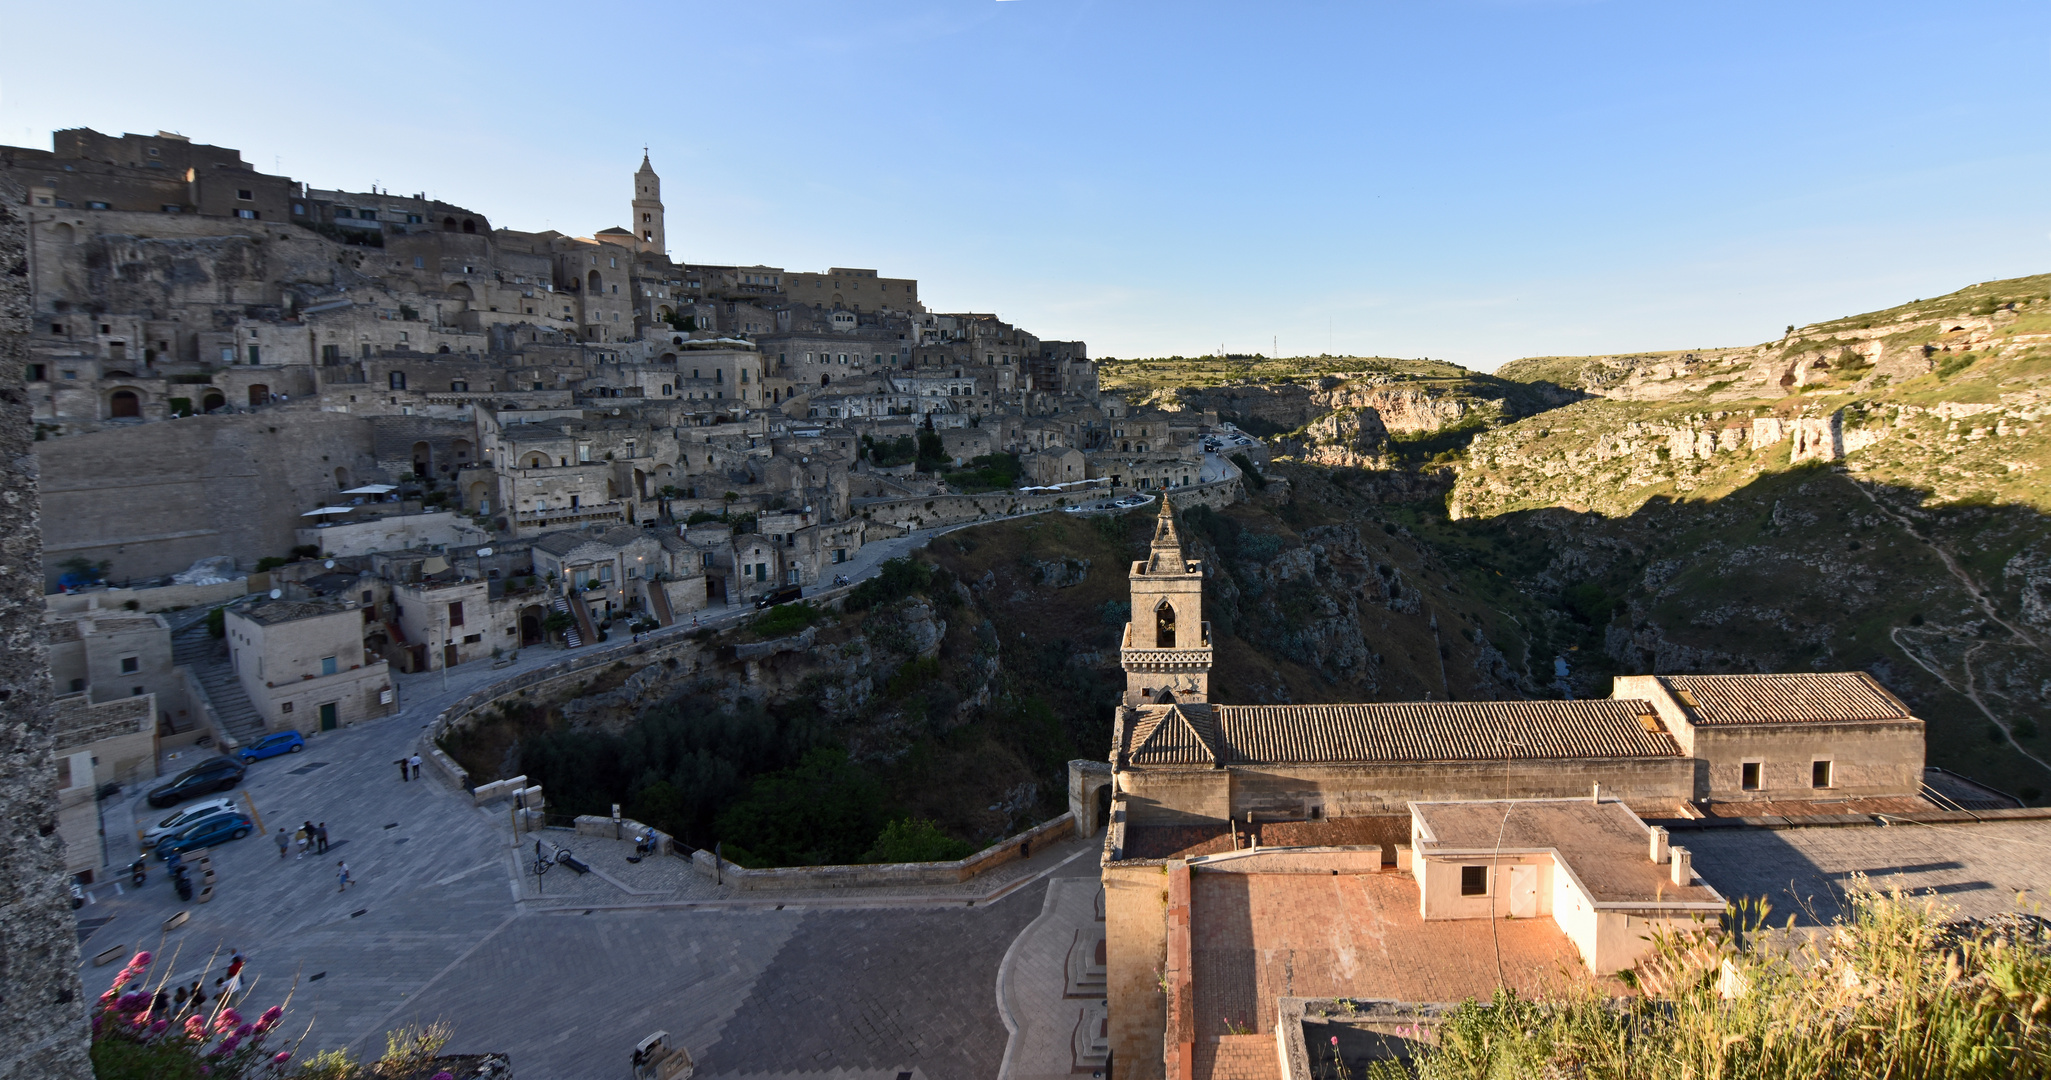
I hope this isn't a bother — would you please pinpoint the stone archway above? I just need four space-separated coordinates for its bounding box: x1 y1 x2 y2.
1069 761 1115 836
1155 599 1177 648
519 604 545 646
108 389 141 418
202 391 225 412
412 441 432 478
334 467 351 490
468 481 489 512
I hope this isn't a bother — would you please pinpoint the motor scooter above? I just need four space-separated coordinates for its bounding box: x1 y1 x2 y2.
129 857 147 888
163 851 193 901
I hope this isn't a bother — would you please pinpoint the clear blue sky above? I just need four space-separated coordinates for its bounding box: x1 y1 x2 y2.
5 1 2046 369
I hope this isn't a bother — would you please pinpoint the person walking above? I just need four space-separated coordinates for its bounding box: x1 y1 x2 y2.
336 860 352 892
315 822 329 854
395 758 409 782
408 753 422 780
150 988 169 1018
273 827 290 859
294 824 309 860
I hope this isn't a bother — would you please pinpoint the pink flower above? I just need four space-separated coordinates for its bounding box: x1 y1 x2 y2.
236 1023 254 1039
271 1051 292 1065
212 1033 241 1055
98 989 118 1005
259 1006 283 1025
115 991 149 1012
131 951 153 967
149 1020 169 1036
185 1015 208 1040
1331 1035 1339 1045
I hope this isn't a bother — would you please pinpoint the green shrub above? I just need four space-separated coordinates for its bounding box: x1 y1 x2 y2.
751 600 823 637
712 748 889 867
844 557 934 612
863 817 974 864
1411 890 2051 1079
205 606 226 639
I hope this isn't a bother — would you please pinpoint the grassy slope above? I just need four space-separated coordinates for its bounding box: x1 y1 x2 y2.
1434 272 2051 800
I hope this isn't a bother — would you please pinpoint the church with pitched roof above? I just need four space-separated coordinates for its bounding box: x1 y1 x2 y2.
1088 497 1935 1080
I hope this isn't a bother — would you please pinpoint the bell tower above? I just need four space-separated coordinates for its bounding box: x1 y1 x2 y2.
632 151 665 257
1121 496 1212 706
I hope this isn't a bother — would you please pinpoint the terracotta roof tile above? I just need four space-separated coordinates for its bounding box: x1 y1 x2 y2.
1660 672 1910 726
1128 700 1680 766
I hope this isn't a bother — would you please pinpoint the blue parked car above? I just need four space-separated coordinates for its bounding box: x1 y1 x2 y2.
154 812 254 858
237 730 306 762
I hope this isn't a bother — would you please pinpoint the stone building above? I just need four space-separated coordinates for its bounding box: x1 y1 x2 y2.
1098 500 1932 1080
51 693 157 877
223 596 394 733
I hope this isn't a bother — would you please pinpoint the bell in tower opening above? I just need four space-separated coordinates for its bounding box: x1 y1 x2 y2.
1120 495 1212 706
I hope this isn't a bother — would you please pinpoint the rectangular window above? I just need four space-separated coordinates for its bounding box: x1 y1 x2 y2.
221 347 235 364
235 209 258 219
448 601 465 626
599 565 613 582
1741 761 1763 791
414 256 426 269
320 655 338 676
237 189 254 201
463 633 481 644
281 701 293 714
1812 760 1833 789
1459 865 1489 897
57 757 71 788
120 656 139 674
247 345 260 364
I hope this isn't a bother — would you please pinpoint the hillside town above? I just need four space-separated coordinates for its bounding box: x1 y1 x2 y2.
11 127 2051 1080
11 128 1257 767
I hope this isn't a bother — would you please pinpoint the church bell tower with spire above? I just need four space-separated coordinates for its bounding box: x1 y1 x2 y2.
1121 496 1212 706
632 151 665 256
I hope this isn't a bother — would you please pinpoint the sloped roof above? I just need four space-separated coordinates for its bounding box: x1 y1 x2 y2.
1124 699 1679 768
1659 672 1910 726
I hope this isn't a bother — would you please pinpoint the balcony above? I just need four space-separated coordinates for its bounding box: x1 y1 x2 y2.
515 502 626 527
1119 623 1213 670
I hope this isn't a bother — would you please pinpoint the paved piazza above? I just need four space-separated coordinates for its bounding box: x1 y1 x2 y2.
74 643 1105 1080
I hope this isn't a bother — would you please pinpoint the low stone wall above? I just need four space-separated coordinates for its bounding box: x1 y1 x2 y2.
691 811 1078 890
856 473 1242 531
45 578 248 615
572 814 679 857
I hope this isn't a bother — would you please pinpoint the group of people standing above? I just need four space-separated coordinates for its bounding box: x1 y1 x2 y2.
273 820 351 891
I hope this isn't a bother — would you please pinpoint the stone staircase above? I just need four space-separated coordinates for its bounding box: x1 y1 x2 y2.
550 594 583 648
173 621 267 747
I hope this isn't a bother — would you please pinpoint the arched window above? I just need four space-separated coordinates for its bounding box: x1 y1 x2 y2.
1155 600 1177 649
461 218 476 234
821 373 831 387
108 389 141 418
202 392 225 412
442 217 457 231
522 452 549 469
587 270 602 294
53 222 74 246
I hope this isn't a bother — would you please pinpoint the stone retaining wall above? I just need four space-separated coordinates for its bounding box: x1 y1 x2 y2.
690 811 1078 890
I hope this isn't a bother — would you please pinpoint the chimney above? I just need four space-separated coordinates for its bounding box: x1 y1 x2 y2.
1592 782 1602 804
1649 826 1669 865
1670 846 1692 887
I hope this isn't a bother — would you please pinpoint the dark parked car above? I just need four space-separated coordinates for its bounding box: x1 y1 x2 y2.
153 812 254 858
755 585 803 609
146 756 247 809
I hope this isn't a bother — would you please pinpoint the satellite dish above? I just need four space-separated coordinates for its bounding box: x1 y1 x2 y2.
324 559 336 569
476 547 494 557
269 589 283 599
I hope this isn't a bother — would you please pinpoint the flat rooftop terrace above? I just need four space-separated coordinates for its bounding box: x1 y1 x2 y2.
1186 869 1614 1080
